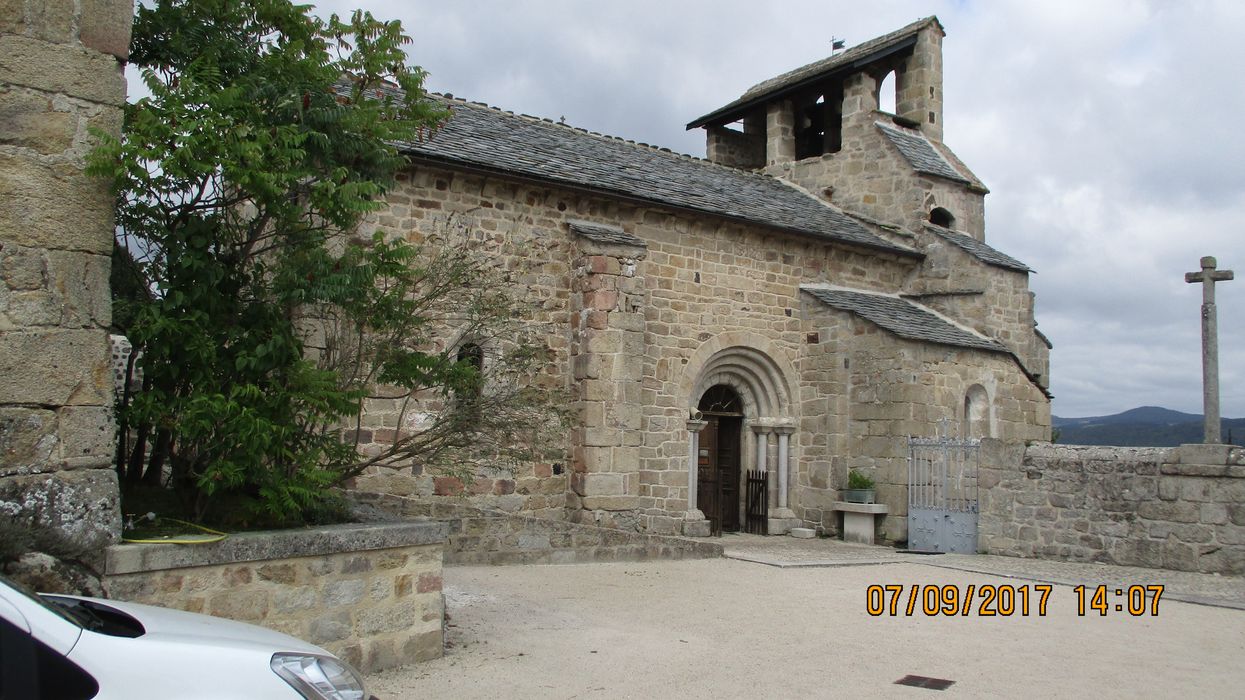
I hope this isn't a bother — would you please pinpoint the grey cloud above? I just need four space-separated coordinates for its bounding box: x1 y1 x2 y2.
312 0 1244 417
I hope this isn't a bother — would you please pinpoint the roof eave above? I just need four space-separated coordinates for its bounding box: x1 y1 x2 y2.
397 150 924 261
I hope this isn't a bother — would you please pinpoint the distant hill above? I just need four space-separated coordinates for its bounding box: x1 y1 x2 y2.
1052 406 1245 446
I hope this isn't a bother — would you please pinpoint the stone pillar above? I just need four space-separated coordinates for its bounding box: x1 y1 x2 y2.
752 425 770 472
0 0 133 548
895 20 945 142
683 419 711 537
685 419 707 511
765 100 795 167
568 225 647 530
776 427 792 510
769 426 799 535
840 72 879 122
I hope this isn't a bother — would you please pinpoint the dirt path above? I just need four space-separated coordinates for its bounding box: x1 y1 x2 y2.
366 557 1245 698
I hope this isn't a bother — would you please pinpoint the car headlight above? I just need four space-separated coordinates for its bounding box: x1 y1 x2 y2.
270 652 368 700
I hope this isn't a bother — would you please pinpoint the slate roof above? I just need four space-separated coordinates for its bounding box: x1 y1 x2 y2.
876 122 968 183
687 17 940 129
388 95 917 257
802 286 1005 353
927 225 1030 273
568 220 646 248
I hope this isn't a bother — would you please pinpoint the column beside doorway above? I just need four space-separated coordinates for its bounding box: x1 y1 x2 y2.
752 425 770 473
769 425 799 534
683 419 711 537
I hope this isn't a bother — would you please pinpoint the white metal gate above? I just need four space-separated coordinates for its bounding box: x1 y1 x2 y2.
908 433 979 554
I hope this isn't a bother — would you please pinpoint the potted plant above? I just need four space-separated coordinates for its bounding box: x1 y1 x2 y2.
844 469 876 504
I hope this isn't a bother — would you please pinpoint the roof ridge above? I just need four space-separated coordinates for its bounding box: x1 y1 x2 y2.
429 91 803 186
742 16 939 98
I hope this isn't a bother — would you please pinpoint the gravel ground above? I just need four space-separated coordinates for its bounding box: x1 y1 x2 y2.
365 538 1245 698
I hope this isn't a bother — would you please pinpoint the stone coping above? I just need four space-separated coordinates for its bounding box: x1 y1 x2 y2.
105 521 448 576
831 502 889 514
1177 443 1244 467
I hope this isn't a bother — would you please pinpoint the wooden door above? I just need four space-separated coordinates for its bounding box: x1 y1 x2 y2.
717 416 741 532
697 419 720 536
696 415 742 535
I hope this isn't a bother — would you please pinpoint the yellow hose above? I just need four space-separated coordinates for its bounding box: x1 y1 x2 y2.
121 518 230 545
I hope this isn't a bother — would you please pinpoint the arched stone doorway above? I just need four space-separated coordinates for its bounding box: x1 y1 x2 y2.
681 335 801 536
696 385 744 535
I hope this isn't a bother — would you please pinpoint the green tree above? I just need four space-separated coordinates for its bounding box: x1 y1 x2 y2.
90 0 566 524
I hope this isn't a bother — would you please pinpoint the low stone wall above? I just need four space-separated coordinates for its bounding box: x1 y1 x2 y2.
980 441 1245 574
102 522 447 673
352 494 723 565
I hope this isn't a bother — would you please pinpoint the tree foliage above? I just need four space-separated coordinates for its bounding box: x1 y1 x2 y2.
90 0 567 524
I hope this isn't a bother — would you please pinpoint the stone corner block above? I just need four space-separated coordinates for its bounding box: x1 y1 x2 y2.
681 519 712 538
79 0 135 60
0 468 120 547
0 35 126 105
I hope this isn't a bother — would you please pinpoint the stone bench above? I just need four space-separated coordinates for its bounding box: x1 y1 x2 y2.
832 502 889 545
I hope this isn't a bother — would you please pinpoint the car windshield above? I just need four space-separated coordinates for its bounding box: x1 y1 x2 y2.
0 572 85 629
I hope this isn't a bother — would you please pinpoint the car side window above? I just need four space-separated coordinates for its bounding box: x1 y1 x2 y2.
0 615 98 700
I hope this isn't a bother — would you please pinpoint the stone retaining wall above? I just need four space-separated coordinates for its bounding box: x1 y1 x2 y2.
352 494 723 565
980 441 1245 574
102 522 447 673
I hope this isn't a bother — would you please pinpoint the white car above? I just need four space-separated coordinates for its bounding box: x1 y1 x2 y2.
0 574 373 699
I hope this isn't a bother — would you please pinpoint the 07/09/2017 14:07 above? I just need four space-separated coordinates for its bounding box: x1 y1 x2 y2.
865 583 1165 617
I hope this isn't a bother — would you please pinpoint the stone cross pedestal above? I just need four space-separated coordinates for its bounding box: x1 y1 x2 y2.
1185 256 1234 444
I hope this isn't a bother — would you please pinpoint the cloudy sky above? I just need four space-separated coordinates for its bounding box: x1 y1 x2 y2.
303 0 1245 419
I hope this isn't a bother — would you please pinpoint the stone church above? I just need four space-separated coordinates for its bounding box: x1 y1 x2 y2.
350 16 1052 541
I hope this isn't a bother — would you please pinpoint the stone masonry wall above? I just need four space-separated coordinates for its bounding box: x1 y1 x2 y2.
705 124 764 170
346 167 576 518
799 300 1051 541
907 240 1049 388
103 522 447 673
354 493 723 565
773 111 985 241
0 0 132 547
349 156 924 534
979 442 1245 575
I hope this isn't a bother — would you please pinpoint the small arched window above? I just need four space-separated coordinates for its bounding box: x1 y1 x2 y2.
457 343 483 371
964 384 991 439
878 70 897 114
455 343 484 398
929 207 955 229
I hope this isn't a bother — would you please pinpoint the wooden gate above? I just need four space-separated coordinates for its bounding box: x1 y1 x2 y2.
745 470 768 534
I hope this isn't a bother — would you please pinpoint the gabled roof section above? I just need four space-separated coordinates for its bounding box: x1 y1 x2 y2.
926 225 1030 273
802 286 1005 353
875 122 968 183
569 220 645 248
388 95 918 257
687 16 940 129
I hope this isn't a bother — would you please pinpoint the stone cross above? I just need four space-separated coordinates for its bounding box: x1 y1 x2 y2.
1185 256 1234 443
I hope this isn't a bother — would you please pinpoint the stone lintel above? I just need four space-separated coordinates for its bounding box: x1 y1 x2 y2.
105 521 449 575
